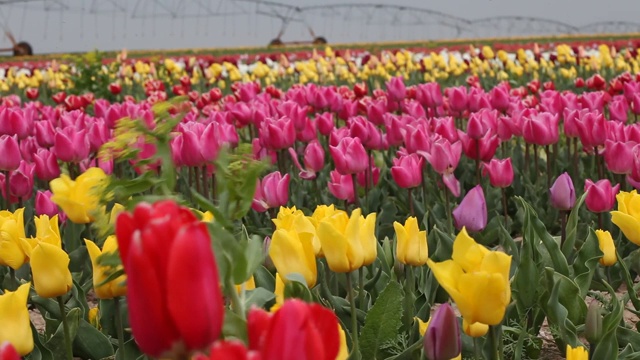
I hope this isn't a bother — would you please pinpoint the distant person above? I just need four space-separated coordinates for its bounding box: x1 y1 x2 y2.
0 31 33 56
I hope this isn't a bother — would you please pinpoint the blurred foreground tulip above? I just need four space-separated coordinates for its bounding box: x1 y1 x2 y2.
50 167 108 224
393 216 428 266
452 185 487 232
424 303 461 360
595 230 617 266
247 299 341 360
85 236 127 299
115 200 224 358
611 190 640 246
427 228 511 326
0 284 33 356
549 173 576 211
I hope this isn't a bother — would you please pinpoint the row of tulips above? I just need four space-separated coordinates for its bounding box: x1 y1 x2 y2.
0 41 639 99
1 68 640 360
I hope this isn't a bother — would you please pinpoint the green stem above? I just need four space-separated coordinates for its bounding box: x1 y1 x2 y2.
444 187 454 235
403 266 415 330
490 325 504 360
227 278 245 320
358 267 365 310
114 297 126 359
8 268 17 291
57 296 73 360
347 273 360 360
474 337 482 360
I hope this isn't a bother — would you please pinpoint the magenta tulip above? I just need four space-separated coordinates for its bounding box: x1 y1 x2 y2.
489 84 510 113
259 116 296 151
35 190 60 218
252 172 290 212
386 76 407 102
522 112 560 146
329 137 368 175
54 127 91 163
584 179 619 213
452 185 487 232
0 135 20 171
482 158 514 188
391 154 423 189
604 140 634 174
327 170 354 203
448 86 468 115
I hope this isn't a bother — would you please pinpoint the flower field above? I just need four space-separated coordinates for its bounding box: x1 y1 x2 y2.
1 39 640 360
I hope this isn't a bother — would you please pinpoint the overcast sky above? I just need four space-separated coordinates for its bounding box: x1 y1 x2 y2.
0 0 638 55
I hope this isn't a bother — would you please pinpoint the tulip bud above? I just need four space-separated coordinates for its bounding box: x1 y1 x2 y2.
452 185 487 232
482 158 514 188
585 301 602 344
550 173 576 211
424 303 461 360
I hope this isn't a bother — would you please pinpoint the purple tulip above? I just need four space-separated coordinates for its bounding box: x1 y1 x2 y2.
452 185 487 232
550 172 576 211
424 303 462 360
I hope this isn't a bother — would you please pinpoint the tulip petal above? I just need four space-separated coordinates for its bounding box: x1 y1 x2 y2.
451 228 489 273
318 221 351 273
31 242 72 298
611 211 640 246
458 271 508 325
0 283 33 355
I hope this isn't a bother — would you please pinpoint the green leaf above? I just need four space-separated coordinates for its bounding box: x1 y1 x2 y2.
72 319 115 359
115 338 144 360
243 288 276 309
592 282 623 360
360 281 405 360
541 268 578 348
562 192 587 258
572 229 600 298
29 322 54 360
45 308 81 360
283 273 313 302
222 308 248 343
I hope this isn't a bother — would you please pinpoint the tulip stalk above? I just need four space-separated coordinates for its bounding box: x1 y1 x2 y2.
560 210 568 248
358 267 365 310
501 188 508 226
57 296 73 360
351 174 360 209
444 188 453 235
489 325 504 360
114 297 126 360
408 189 415 217
3 170 10 211
346 273 360 359
545 145 552 189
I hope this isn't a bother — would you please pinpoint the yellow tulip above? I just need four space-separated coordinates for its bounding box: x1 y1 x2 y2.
21 215 61 255
0 283 33 355
462 318 489 337
50 167 108 224
336 325 348 360
109 203 125 225
611 190 640 246
317 208 367 273
566 345 589 360
269 228 317 287
30 242 73 298
394 217 428 266
85 236 127 299
359 212 377 266
270 273 285 312
235 276 256 294
89 307 101 329
595 230 617 266
273 206 321 255
0 208 27 269
415 317 430 336
427 228 511 326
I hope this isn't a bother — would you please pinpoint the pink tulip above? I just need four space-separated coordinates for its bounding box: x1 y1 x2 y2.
609 97 629 123
420 138 462 175
584 179 619 213
338 100 358 121
9 161 34 200
327 170 354 203
404 122 431 154
539 90 563 115
252 138 277 165
448 86 468 115
580 91 605 113
482 158 514 188
252 172 290 212
54 127 91 163
229 102 254 127
19 136 38 163
432 117 459 143
522 112 560 146
458 132 500 162
316 112 335 136
0 135 21 171
303 140 325 173
561 92 581 111
35 190 60 217
180 130 206 167
550 173 576 211
329 137 368 175
357 164 380 188
467 87 490 113
278 101 307 131
604 140 634 174
489 84 510 113
391 154 423 189
403 100 426 118
34 120 56 148
296 118 317 143
416 83 443 109
631 94 640 116
386 76 406 102
623 81 640 104
259 116 296 151
384 114 408 147
452 185 487 232
0 108 30 139
466 112 492 139
366 99 387 126
576 111 607 151
563 109 584 138
349 116 371 144
88 119 111 153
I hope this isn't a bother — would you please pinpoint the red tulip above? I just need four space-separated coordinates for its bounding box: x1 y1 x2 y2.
25 88 39 100
353 82 368 98
574 77 585 88
0 342 20 360
482 158 514 188
193 340 259 360
108 82 122 95
584 179 620 213
115 200 224 358
247 299 341 360
52 91 66 104
391 154 423 189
